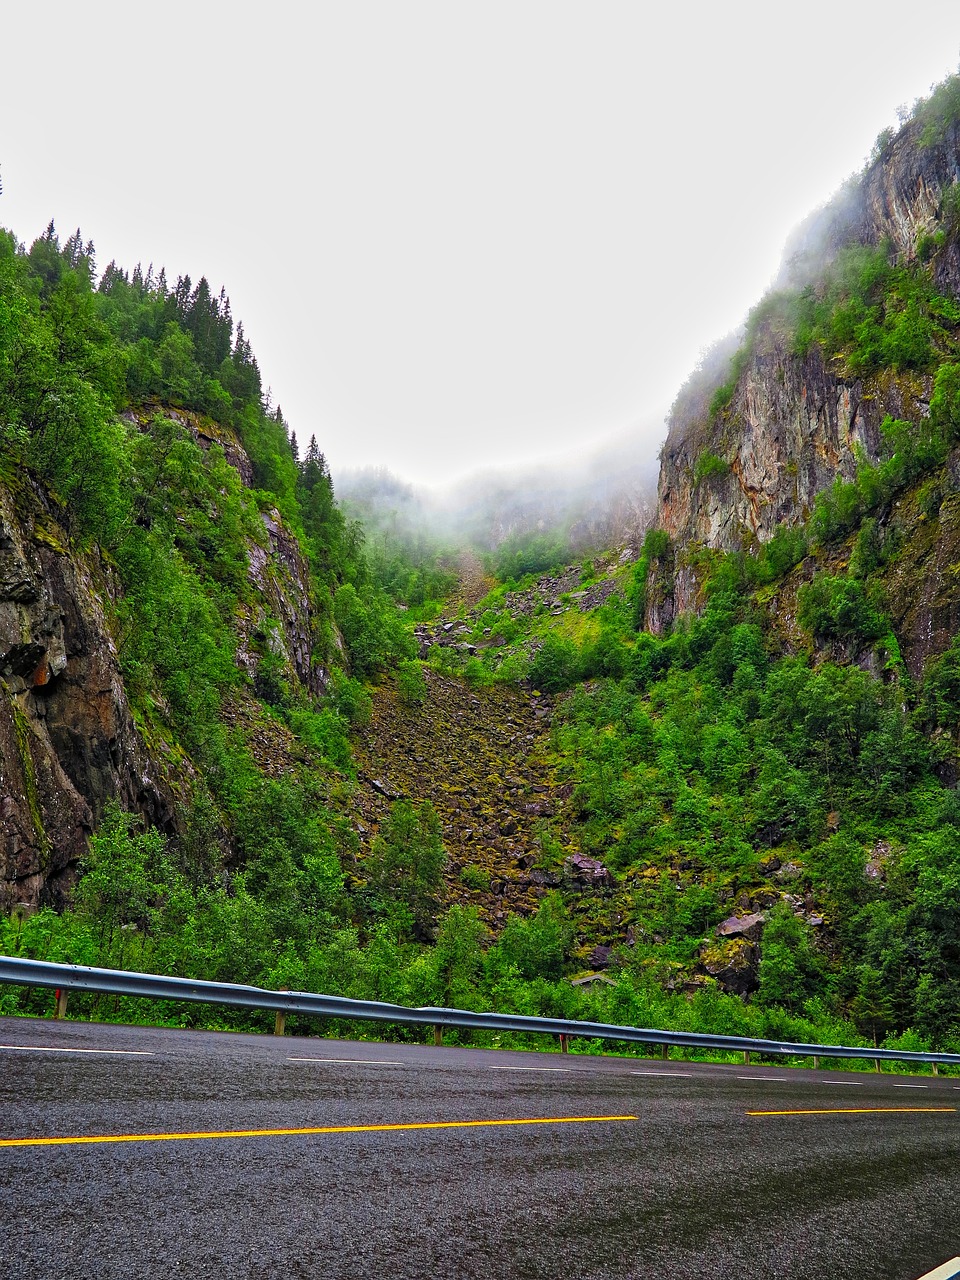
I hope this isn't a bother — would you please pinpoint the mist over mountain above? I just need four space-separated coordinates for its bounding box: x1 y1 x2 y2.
335 425 660 559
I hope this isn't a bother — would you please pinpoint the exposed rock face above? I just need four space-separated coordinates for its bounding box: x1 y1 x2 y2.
654 115 960 619
0 415 327 909
870 475 960 680
655 110 960 634
240 508 325 697
716 911 765 942
856 119 960 291
0 479 173 912
658 341 912 561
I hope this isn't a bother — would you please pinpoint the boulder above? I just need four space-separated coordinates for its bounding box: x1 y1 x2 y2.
563 853 614 888
716 911 765 942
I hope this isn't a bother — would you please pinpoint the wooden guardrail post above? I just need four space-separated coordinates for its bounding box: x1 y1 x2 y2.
273 989 289 1036
932 1062 939 1076
743 1050 750 1065
558 1033 569 1054
433 1024 443 1047
660 1044 669 1061
813 1055 820 1069
54 988 68 1020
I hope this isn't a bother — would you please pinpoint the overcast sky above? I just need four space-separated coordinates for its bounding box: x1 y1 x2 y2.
3 3 960 487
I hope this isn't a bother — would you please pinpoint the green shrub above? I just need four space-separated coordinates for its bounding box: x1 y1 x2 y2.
529 633 582 693
460 864 491 891
693 451 729 485
396 659 428 706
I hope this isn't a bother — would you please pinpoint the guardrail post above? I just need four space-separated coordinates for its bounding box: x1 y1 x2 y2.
273 989 289 1036
813 1055 820 1069
932 1063 939 1076
743 1050 750 1065
660 1044 669 1061
559 1033 569 1054
54 988 68 1020
433 1024 443 1047
874 1058 881 1073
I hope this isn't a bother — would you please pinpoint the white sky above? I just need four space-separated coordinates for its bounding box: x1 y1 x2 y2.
2 2 960 486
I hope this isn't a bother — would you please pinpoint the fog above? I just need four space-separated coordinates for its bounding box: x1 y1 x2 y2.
2 4 960 489
336 421 660 558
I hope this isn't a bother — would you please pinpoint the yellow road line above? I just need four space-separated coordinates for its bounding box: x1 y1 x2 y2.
748 1107 956 1117
0 1114 639 1149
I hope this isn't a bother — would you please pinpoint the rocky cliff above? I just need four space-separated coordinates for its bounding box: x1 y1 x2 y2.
0 411 324 912
0 473 168 911
653 106 960 628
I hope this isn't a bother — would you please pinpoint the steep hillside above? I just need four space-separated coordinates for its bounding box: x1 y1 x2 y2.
351 669 570 924
657 94 960 609
0 225 391 918
0 470 172 909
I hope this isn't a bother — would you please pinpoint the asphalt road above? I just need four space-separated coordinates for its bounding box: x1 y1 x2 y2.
1 1017 958 1280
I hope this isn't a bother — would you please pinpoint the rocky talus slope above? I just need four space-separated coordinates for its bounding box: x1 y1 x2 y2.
350 668 575 925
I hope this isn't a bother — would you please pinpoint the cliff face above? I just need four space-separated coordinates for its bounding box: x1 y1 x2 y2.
654 111 960 621
0 413 324 910
659 344 920 551
0 476 170 911
856 118 960 294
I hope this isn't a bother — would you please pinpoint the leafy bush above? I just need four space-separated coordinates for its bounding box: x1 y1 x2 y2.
396 659 428 706
797 574 888 646
693 451 730 485
529 633 583 693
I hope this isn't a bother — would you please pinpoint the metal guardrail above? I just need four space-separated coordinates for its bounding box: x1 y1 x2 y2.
2 954 958 1070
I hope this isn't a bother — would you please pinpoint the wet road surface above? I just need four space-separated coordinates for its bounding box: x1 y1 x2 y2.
1 1016 958 1279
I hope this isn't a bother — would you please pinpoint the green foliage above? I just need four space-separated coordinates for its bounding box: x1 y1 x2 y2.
494 532 570 583
789 242 960 374
491 895 572 982
807 390 960 549
286 705 354 771
333 583 415 679
756 905 822 1011
708 346 749 417
916 70 960 146
943 181 960 231
328 671 373 727
75 803 175 939
396 659 428 706
8 204 960 1058
755 524 808 581
796 574 888 646
693 451 729 485
364 800 447 936
460 864 491 891
529 632 583 693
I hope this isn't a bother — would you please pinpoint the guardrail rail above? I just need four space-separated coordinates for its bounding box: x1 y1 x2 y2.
1 955 957 1072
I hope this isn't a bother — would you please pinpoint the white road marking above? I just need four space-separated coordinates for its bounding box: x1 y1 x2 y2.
630 1070 691 1078
823 1080 866 1085
913 1257 960 1280
738 1076 789 1082
287 1057 404 1065
0 1044 153 1056
892 1083 928 1088
489 1066 571 1073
